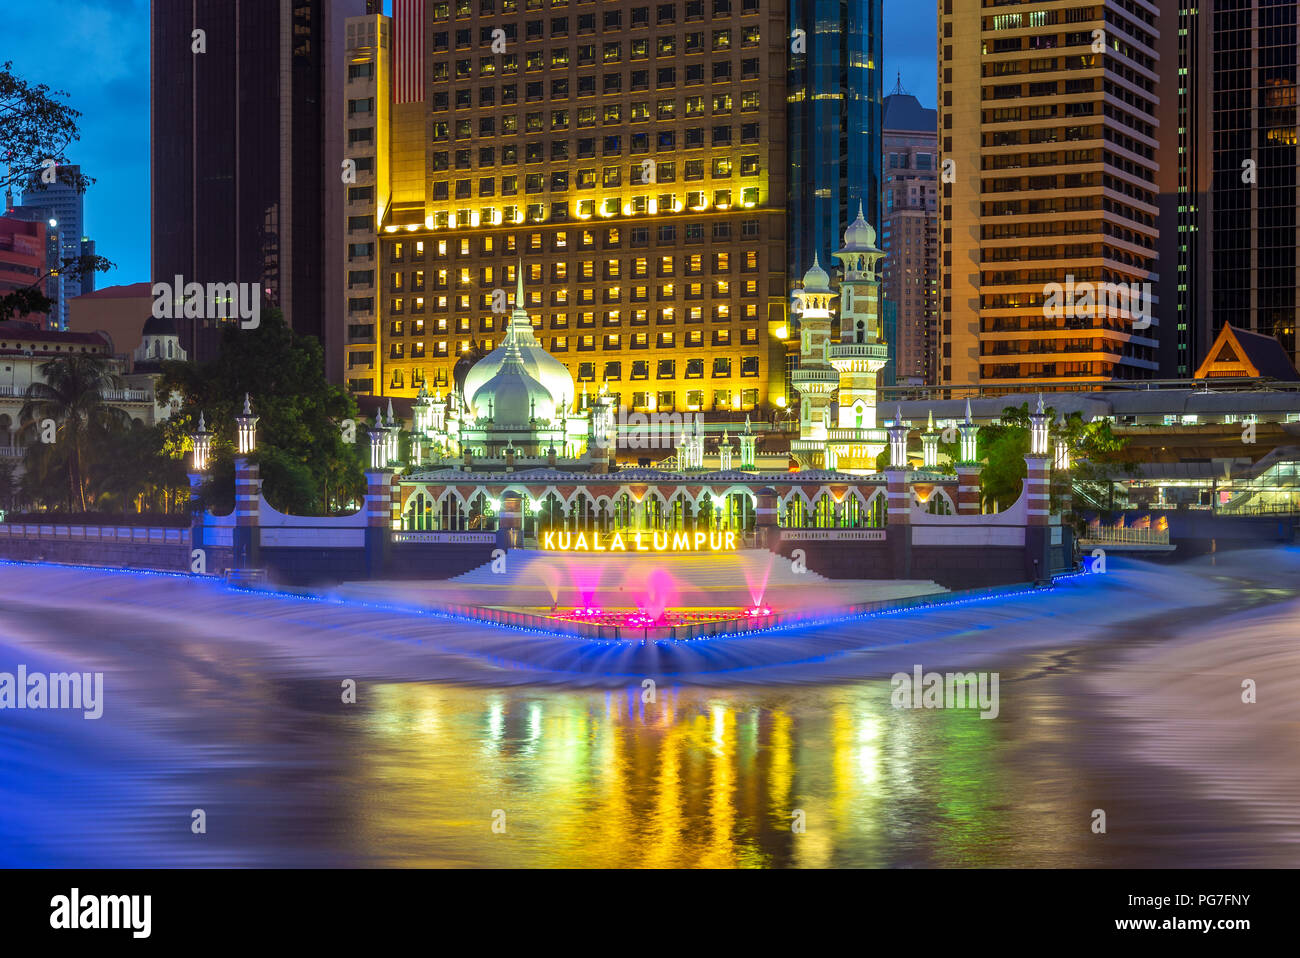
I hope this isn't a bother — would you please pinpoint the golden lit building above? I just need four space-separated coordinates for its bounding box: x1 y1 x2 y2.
343 0 791 416
938 0 1163 391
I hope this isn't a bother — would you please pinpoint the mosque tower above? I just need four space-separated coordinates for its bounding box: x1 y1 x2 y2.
831 203 889 426
790 255 840 458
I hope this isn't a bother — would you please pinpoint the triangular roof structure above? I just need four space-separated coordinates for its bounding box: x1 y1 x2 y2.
1194 325 1300 381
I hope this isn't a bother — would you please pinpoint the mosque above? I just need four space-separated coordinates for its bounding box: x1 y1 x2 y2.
380 208 981 542
400 203 895 482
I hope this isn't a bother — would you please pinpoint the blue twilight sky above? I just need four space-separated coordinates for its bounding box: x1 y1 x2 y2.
5 0 936 289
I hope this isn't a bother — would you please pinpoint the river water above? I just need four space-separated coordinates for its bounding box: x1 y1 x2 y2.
1 551 1297 867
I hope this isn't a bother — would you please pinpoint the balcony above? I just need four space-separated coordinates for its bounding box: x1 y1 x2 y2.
0 384 152 403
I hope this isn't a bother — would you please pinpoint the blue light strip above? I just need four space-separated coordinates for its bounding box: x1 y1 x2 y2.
0 557 1098 647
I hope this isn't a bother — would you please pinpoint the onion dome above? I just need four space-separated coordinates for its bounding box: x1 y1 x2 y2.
470 341 555 427
800 253 833 294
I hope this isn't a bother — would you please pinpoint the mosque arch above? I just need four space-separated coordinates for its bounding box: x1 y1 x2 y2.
865 489 888 528
926 489 955 515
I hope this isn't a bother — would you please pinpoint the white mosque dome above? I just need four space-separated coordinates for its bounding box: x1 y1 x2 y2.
464 335 573 411
463 269 575 412
800 253 832 293
841 202 878 252
471 344 556 427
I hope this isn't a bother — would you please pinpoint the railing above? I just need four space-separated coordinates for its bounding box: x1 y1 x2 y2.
0 384 153 402
0 523 186 544
1082 525 1169 545
1216 500 1300 517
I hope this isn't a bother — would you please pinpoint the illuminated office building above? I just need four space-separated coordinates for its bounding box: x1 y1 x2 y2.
1156 0 1298 376
938 0 1163 391
344 0 794 415
881 86 939 384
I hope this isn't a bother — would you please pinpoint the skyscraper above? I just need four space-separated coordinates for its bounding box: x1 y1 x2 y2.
939 0 1163 392
151 0 365 363
345 0 794 417
16 164 91 330
881 84 938 384
1156 0 1298 375
787 0 883 287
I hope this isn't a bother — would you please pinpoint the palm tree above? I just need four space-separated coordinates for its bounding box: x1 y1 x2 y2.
20 354 131 512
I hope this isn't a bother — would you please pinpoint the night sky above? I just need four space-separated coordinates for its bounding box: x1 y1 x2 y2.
7 0 936 289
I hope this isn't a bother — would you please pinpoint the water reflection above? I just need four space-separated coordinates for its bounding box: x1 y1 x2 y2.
347 680 1082 868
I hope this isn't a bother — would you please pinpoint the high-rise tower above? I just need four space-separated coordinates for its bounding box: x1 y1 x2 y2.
1156 0 1298 374
787 0 884 293
938 0 1163 391
347 0 792 417
151 0 365 363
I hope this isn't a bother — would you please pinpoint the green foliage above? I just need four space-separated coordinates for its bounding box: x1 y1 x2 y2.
0 458 19 512
0 61 90 194
88 422 190 515
156 308 366 516
0 62 114 322
974 402 1135 514
20 354 131 510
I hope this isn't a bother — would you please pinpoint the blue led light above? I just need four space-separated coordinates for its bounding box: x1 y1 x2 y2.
0 556 1095 647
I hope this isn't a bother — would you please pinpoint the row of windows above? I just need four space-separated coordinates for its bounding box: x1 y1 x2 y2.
428 59 762 87
357 222 764 250
388 316 761 337
425 121 759 146
387 353 762 381
388 337 760 359
390 272 759 295
384 304 762 327
418 154 759 184
432 25 761 54
422 89 762 117
428 0 758 25
389 250 759 273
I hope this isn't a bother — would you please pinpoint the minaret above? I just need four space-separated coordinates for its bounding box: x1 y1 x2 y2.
508 257 532 341
790 254 839 446
830 202 889 431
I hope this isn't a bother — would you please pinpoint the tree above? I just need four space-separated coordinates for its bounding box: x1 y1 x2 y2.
19 354 131 511
155 308 366 516
0 62 114 321
89 422 189 515
0 458 18 512
0 61 90 195
975 402 1136 515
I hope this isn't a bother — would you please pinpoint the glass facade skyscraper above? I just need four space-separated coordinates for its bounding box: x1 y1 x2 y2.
787 0 883 283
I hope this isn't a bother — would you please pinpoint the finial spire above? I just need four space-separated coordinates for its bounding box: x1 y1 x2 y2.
516 257 525 306
964 398 973 424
